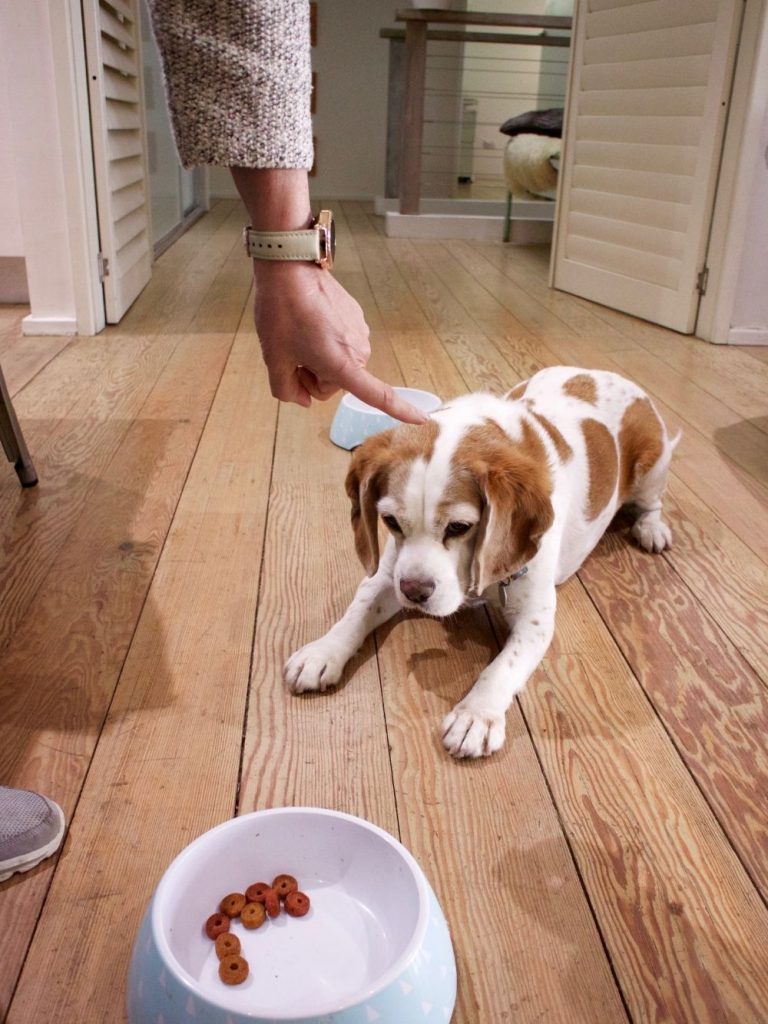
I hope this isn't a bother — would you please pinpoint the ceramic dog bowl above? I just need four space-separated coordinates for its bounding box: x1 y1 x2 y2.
127 807 456 1023
329 388 442 450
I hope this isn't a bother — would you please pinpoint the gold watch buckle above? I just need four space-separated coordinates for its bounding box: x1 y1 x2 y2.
314 210 335 270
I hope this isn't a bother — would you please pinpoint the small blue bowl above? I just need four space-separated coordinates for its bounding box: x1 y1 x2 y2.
330 389 442 450
127 807 456 1023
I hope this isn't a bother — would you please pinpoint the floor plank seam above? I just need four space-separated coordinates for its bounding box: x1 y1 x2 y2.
667 466 768 570
479 604 635 1024
234 396 281 819
372 628 402 843
7 338 76 401
576 570 768 912
660 546 768 692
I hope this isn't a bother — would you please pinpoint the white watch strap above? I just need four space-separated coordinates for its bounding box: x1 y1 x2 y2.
243 226 321 262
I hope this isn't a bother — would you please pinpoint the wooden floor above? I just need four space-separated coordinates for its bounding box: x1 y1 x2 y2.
1 199 767 1023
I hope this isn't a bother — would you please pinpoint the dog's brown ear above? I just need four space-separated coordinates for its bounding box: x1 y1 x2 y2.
345 431 394 575
468 423 554 594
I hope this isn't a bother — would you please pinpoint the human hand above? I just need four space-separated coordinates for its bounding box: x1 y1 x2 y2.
252 261 427 424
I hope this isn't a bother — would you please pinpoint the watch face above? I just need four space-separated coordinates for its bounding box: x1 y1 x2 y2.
317 210 335 269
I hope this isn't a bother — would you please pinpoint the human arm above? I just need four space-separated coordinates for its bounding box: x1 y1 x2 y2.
146 1 426 422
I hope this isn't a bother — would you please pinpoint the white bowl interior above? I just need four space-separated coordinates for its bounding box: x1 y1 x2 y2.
153 809 425 1018
341 388 441 416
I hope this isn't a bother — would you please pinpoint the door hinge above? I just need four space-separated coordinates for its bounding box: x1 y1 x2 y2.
98 253 109 281
696 265 709 296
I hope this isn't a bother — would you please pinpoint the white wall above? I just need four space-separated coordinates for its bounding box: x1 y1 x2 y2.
0 39 29 302
0 0 102 333
729 91 768 340
209 0 399 200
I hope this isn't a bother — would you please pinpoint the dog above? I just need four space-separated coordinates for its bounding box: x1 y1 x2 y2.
284 367 678 759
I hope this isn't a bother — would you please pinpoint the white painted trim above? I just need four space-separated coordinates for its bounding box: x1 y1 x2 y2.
726 326 768 345
49 0 105 335
375 196 556 220
385 212 553 242
696 0 767 344
22 315 78 336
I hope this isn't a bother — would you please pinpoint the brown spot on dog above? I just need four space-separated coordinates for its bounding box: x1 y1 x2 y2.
564 373 598 405
618 398 664 502
436 471 483 525
530 412 573 463
505 380 529 401
581 419 617 520
452 419 553 592
345 420 438 574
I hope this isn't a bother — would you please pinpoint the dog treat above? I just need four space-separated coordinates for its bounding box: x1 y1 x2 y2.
245 881 270 903
218 954 249 986
272 873 298 900
215 932 241 959
264 887 281 918
204 912 230 940
240 900 267 929
219 892 246 918
284 890 311 917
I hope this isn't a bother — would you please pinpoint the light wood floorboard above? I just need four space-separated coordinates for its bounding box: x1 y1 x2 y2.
1 201 767 1023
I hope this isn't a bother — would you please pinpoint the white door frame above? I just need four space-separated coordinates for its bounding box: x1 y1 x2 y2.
50 0 106 336
696 0 768 344
1 0 106 336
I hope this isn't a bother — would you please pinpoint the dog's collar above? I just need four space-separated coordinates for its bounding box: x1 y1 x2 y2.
498 565 528 606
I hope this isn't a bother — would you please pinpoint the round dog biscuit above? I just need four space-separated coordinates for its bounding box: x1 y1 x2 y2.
285 890 311 917
215 932 241 959
245 881 270 903
218 955 249 986
272 873 298 900
204 912 230 940
241 901 267 929
219 892 246 918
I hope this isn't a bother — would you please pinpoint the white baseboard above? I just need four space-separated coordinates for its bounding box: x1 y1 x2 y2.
375 196 556 221
726 326 768 345
384 212 553 243
22 314 78 336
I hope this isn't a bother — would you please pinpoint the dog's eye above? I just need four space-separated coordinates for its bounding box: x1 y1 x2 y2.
444 521 472 538
382 514 402 534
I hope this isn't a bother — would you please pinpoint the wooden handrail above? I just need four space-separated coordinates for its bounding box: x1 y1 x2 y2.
380 27 570 47
396 9 572 30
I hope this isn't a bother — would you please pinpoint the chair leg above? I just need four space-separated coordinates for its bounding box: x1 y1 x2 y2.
0 364 38 487
503 191 512 243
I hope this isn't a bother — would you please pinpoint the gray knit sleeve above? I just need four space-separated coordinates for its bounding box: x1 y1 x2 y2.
146 0 313 169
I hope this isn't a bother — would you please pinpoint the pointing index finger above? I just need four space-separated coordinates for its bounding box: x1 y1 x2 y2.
337 365 428 425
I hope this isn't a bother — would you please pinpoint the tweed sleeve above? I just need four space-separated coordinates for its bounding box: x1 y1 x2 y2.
146 0 313 169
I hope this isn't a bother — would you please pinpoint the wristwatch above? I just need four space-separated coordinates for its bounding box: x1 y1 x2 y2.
242 210 335 270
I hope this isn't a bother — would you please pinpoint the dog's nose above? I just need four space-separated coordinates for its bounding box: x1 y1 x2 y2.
399 576 435 604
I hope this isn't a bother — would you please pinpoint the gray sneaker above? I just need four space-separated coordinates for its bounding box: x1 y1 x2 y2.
0 786 66 883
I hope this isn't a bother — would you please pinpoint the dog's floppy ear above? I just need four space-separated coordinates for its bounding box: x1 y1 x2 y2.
345 430 394 576
468 423 553 594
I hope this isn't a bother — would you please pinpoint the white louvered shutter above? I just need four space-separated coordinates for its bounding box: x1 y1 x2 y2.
82 0 152 322
551 0 743 333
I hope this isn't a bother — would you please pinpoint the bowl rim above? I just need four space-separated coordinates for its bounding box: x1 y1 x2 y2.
337 387 441 416
150 806 433 1020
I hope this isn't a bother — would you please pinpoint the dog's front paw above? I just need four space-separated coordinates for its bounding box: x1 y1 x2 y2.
441 704 506 759
631 516 672 553
284 639 347 694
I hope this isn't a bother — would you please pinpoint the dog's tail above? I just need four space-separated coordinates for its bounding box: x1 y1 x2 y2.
670 430 683 451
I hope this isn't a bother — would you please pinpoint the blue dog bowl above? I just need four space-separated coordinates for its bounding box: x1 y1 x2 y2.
127 807 456 1023
330 389 442 450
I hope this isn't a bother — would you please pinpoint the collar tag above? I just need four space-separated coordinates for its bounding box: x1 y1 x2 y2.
498 565 528 607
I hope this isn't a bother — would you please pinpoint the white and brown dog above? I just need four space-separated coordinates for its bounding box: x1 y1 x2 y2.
285 367 678 759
